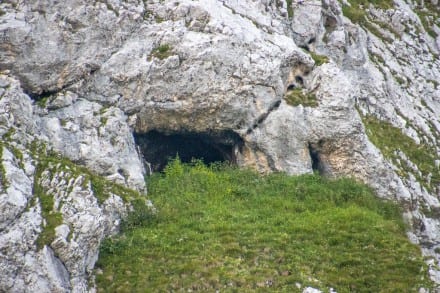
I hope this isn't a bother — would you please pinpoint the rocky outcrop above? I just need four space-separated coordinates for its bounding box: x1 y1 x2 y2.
0 0 439 291
0 75 146 291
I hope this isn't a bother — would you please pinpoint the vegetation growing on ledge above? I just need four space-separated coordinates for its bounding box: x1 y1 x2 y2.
362 115 440 192
342 0 393 23
286 0 293 18
0 141 8 190
34 162 63 250
310 51 329 66
149 44 173 60
414 0 440 38
31 142 146 249
95 159 432 292
342 0 398 42
285 88 318 107
1 128 19 189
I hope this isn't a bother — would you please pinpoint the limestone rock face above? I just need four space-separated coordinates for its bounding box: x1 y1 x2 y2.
0 0 440 291
0 75 140 292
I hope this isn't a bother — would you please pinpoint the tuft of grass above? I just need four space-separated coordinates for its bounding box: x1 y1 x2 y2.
428 80 439 90
34 161 63 250
149 44 173 60
3 127 15 141
0 142 8 190
95 158 433 292
362 115 440 192
342 4 365 23
343 0 394 13
35 186 63 249
309 51 329 66
10 145 24 169
1 129 21 189
286 0 293 18
105 2 119 17
394 75 406 86
36 96 49 108
285 88 318 107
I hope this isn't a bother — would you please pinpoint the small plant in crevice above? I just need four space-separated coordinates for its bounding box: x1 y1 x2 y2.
285 88 318 107
104 2 119 17
309 51 329 66
33 159 64 250
0 128 21 189
0 141 8 190
393 74 406 86
149 44 173 60
286 0 293 18
99 116 108 126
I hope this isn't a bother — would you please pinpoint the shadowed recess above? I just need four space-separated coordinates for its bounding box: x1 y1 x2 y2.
308 142 330 175
134 130 243 172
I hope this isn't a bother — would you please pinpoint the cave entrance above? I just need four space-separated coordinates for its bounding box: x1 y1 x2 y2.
134 130 244 172
308 142 329 175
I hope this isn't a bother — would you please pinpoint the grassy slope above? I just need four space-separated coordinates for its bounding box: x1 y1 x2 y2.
95 159 432 292
362 115 439 192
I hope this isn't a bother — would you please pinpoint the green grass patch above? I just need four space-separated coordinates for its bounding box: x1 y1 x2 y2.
342 0 398 42
10 145 24 169
150 44 173 60
362 115 440 192
310 51 329 66
428 80 439 90
414 0 439 38
285 88 318 107
36 95 51 108
95 159 432 292
0 141 8 189
393 74 406 86
343 0 394 13
1 129 20 189
105 2 119 17
34 160 64 250
3 127 15 141
38 149 142 205
286 0 293 18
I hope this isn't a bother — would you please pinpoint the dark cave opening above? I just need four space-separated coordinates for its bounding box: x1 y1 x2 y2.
287 83 296 90
134 130 244 172
295 75 304 86
308 143 327 175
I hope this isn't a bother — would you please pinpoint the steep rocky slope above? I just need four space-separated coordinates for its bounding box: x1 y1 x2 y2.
0 0 439 291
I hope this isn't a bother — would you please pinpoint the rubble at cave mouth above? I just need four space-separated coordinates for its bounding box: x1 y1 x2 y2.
134 130 244 172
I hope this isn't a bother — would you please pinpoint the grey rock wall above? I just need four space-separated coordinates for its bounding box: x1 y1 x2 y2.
0 0 439 291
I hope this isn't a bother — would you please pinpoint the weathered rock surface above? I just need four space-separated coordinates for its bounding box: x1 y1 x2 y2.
0 0 439 291
0 75 143 292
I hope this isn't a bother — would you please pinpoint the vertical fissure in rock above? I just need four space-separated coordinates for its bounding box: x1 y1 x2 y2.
134 130 244 172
